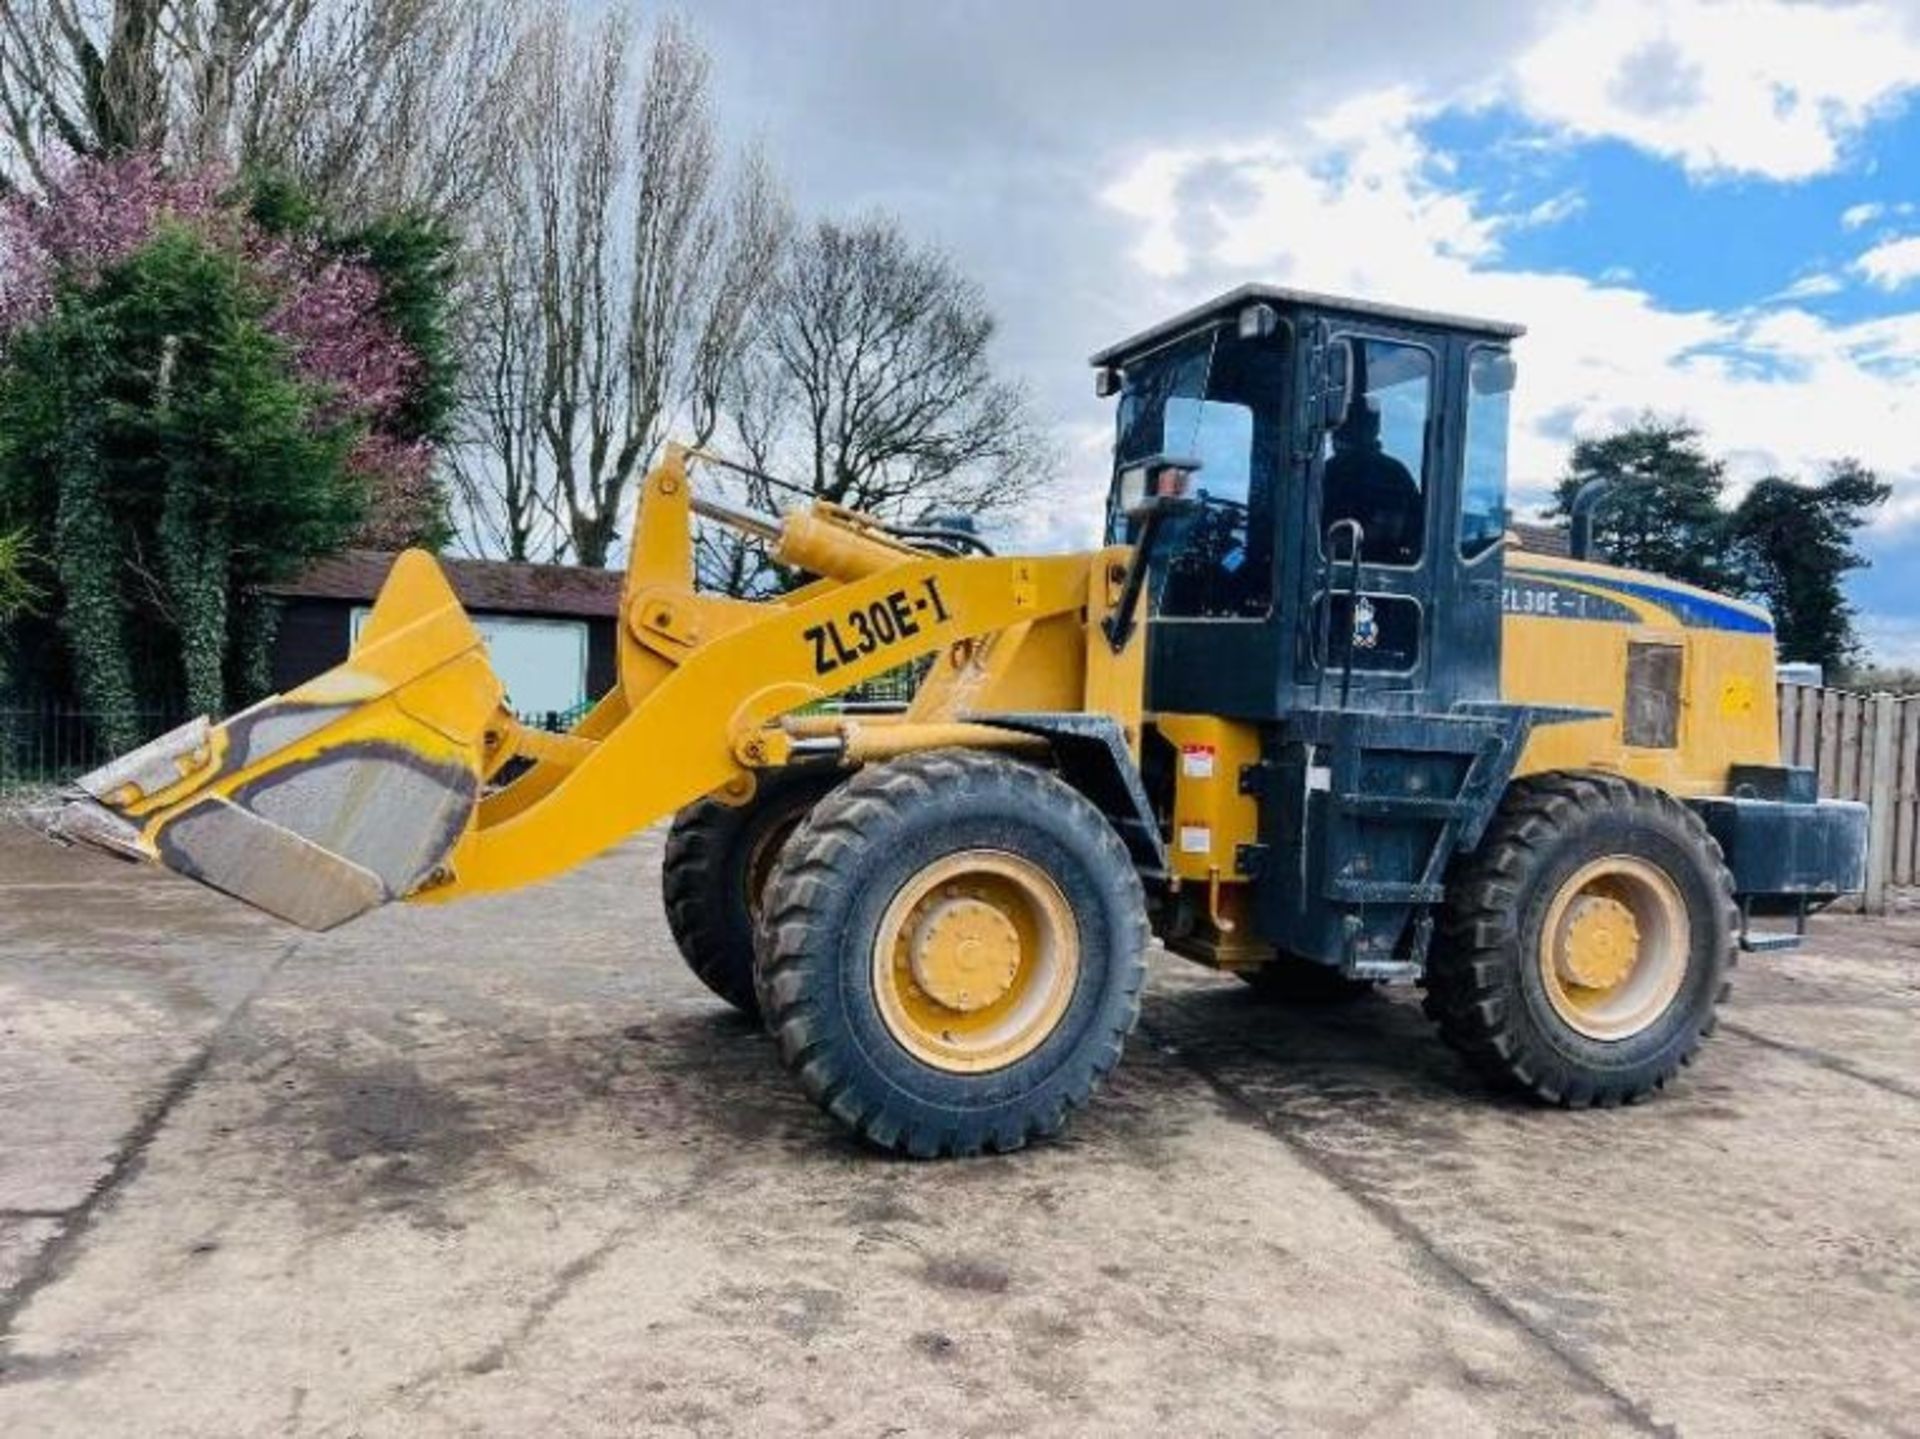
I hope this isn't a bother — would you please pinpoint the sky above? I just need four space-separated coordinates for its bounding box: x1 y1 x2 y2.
686 0 1920 663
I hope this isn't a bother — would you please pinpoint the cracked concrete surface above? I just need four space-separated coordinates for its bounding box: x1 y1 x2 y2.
1 822 1916 1436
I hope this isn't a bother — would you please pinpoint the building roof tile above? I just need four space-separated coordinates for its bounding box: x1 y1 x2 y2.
267 551 623 620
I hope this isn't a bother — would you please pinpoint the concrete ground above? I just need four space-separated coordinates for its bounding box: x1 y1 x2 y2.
0 822 1916 1438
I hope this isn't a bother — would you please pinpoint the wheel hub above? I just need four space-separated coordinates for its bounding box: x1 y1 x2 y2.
909 893 1022 1012
871 849 1081 1074
1558 894 1641 990
1537 855 1691 1042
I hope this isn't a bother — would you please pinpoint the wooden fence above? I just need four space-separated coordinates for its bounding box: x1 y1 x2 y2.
1777 682 1918 911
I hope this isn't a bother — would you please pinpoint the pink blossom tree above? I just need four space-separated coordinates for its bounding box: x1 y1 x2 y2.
0 153 435 524
0 152 454 726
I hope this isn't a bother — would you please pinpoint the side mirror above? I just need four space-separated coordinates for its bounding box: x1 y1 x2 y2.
1093 365 1122 399
1320 338 1352 427
1116 456 1202 521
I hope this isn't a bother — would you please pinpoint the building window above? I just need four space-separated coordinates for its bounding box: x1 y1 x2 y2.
351 608 589 722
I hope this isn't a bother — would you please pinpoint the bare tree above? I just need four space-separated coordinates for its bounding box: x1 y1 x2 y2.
0 0 522 219
447 238 561 561
233 0 523 222
455 4 788 567
700 215 1052 595
0 2 156 191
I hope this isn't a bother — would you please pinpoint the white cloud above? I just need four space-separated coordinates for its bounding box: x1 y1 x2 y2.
1094 1 1920 540
1842 200 1917 235
1507 1 1920 181
1856 236 1920 291
1517 190 1586 229
692 0 1920 567
1099 88 1920 533
1773 273 1845 302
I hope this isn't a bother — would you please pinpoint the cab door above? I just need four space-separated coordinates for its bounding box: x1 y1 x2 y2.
1298 323 1443 709
1128 325 1294 720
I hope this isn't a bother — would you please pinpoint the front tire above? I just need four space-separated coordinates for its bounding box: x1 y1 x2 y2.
1424 773 1735 1107
755 750 1148 1157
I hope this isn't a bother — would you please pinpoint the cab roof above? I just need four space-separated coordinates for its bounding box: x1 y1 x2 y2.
1088 283 1526 366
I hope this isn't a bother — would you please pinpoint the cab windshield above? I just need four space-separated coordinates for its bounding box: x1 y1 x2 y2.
1107 326 1287 619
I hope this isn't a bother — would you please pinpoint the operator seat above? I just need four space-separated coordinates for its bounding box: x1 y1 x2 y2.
1322 401 1421 564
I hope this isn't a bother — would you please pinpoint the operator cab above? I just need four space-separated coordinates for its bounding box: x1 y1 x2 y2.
1093 285 1523 721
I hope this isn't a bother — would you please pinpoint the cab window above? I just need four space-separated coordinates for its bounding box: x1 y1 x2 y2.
1109 326 1287 619
1460 348 1514 561
1320 338 1431 566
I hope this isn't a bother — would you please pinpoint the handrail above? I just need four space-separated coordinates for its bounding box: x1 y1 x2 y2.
1315 519 1367 711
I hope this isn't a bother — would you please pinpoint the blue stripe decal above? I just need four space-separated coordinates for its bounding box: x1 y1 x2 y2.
1548 573 1773 635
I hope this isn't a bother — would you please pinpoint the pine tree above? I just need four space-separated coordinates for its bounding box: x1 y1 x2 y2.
1549 418 1733 591
1728 461 1890 672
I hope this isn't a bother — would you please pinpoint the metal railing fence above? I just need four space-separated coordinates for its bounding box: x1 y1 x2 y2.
0 704 186 790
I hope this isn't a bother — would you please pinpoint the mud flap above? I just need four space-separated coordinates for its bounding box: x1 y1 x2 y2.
37 551 503 930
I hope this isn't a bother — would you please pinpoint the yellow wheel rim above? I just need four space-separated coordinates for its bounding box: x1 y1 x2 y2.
744 813 805 924
1538 855 1689 1041
872 850 1080 1074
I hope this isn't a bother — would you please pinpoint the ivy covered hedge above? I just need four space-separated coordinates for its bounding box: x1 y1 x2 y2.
0 155 459 747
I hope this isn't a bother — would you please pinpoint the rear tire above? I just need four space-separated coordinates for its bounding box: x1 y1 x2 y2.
1424 772 1735 1106
755 750 1148 1157
662 768 840 1017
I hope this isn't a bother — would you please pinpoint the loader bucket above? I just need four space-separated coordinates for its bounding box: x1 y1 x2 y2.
38 551 504 930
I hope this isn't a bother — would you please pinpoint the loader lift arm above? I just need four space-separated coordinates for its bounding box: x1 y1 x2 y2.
45 448 1144 929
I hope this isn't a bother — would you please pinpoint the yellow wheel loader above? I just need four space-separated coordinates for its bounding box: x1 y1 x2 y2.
42 286 1869 1157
